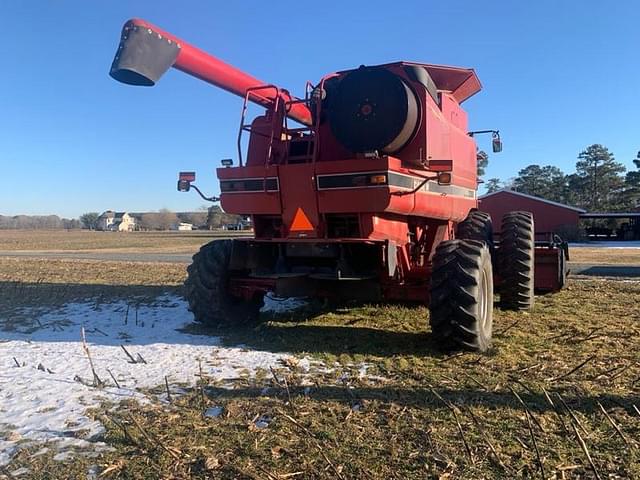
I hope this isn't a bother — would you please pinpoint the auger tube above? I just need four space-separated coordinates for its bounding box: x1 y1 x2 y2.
109 18 313 126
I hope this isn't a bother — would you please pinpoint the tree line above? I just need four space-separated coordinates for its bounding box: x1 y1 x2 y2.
485 144 640 212
1 207 242 230
0 215 81 230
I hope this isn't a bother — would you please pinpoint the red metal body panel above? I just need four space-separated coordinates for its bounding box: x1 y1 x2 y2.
534 247 563 292
217 156 477 228
314 64 479 195
480 190 582 234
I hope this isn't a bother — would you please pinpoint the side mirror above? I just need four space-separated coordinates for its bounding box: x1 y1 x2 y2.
177 171 196 192
492 133 502 153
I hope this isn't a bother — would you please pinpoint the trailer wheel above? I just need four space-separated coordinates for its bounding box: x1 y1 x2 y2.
457 209 494 248
499 211 535 310
429 239 494 352
184 239 263 326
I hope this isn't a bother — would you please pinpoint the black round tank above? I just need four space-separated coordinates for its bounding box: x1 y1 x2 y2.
328 67 419 154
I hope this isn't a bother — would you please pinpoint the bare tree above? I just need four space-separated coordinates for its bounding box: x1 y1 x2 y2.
139 209 179 230
158 209 179 230
139 213 161 230
183 212 207 227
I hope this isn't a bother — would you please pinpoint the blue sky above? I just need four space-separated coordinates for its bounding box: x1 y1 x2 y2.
1 1 638 217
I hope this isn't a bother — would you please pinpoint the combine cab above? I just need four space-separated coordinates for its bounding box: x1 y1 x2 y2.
110 19 567 352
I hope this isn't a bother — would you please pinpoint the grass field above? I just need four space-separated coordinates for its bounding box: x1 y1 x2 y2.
1 231 639 478
1 250 640 479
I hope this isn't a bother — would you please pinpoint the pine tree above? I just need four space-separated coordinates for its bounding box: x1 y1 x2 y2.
623 151 640 209
513 165 544 196
574 144 626 211
485 178 502 193
512 165 568 203
476 150 489 178
540 165 569 203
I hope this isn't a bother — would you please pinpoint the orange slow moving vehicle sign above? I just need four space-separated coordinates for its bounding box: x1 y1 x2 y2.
289 207 314 231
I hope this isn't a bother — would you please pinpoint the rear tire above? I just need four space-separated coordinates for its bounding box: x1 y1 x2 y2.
499 211 535 310
184 239 263 326
429 239 494 352
457 209 494 248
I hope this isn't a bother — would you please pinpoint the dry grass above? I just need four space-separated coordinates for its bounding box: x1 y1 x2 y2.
0 229 240 253
569 247 640 265
0 257 186 286
2 258 640 479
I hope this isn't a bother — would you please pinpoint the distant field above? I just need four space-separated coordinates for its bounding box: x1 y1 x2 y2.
1 230 639 265
569 247 640 265
0 229 244 253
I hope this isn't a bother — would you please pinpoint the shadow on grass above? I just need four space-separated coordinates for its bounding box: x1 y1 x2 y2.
202 322 436 357
199 383 640 416
573 265 640 277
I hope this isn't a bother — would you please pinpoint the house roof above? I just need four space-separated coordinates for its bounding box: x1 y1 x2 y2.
98 211 131 220
479 189 587 213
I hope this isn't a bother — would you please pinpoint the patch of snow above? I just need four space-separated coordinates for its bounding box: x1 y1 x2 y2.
204 406 224 418
253 415 271 429
261 293 308 313
87 465 99 480
0 295 293 466
357 363 371 378
9 467 30 477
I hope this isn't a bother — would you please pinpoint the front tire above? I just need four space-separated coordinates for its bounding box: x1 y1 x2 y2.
184 239 263 326
429 239 494 352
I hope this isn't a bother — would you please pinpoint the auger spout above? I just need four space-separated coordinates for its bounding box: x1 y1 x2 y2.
109 18 313 126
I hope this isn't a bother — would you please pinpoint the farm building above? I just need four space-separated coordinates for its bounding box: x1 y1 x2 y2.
170 222 194 231
96 211 137 231
479 189 585 235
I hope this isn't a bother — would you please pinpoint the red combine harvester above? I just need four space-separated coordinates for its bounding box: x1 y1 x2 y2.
110 19 567 352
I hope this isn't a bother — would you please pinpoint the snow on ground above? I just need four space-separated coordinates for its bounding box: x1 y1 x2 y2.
0 295 305 466
569 241 640 249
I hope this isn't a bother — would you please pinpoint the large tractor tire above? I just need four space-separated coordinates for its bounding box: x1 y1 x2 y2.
457 209 494 248
429 239 494 352
184 239 263 326
499 211 535 310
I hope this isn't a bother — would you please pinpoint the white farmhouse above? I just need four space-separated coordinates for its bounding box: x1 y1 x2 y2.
97 211 137 231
